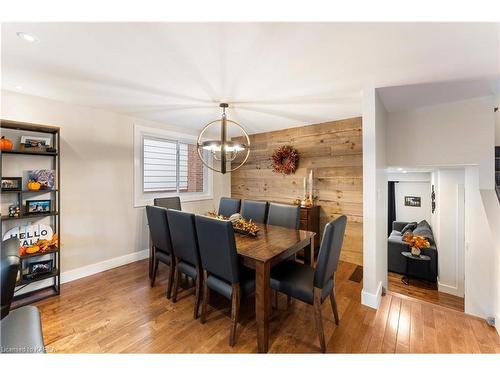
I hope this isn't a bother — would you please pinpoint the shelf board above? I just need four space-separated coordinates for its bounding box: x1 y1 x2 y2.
17 268 59 286
1 211 59 221
1 189 58 194
1 119 60 134
1 149 58 156
20 248 59 260
11 285 59 309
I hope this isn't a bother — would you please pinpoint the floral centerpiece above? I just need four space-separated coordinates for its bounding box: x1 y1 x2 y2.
207 211 259 237
402 232 430 257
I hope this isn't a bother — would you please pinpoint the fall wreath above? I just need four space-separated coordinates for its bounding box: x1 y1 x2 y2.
271 145 299 175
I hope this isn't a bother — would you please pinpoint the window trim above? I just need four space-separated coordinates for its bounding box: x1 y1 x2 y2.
134 124 213 207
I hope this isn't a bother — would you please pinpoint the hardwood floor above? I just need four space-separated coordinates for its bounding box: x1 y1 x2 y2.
387 271 465 312
34 259 499 353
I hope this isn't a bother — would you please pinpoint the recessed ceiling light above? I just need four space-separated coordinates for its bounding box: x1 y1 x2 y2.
16 32 38 43
397 167 403 171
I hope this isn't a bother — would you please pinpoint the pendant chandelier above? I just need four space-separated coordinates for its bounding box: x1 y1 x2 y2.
197 103 250 174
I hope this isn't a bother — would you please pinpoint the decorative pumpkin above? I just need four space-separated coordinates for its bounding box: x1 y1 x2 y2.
1 136 13 151
27 180 41 191
26 245 40 254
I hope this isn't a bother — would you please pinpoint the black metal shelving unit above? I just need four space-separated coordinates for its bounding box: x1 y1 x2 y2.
1 119 61 308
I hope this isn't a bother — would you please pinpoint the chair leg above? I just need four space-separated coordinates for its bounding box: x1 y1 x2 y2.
172 257 180 303
229 284 241 347
313 287 326 353
150 258 159 287
165 260 174 299
193 268 202 319
201 270 209 324
273 290 278 309
329 290 340 325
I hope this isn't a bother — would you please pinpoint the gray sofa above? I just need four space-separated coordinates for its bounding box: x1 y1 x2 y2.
388 220 438 282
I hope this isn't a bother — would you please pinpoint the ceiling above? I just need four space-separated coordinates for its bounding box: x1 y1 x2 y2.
2 22 499 133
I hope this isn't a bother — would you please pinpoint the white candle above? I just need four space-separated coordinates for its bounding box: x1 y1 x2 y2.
309 170 313 200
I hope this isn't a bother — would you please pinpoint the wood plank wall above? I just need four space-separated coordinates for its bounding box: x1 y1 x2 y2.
231 117 363 265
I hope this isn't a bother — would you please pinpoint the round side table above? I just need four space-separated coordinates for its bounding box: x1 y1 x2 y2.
401 251 431 285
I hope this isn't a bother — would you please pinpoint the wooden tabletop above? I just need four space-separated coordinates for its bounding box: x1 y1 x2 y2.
234 223 315 265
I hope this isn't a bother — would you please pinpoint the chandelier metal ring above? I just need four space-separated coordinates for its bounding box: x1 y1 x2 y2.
196 104 251 174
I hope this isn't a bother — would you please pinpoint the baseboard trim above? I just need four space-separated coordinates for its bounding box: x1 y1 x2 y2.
361 281 383 309
496 313 500 336
61 249 149 284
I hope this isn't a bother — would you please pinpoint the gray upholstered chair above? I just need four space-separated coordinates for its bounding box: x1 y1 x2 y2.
1 238 45 353
145 205 174 297
167 209 202 319
154 196 182 210
218 197 241 217
195 215 255 346
240 200 268 223
270 215 347 352
266 202 300 230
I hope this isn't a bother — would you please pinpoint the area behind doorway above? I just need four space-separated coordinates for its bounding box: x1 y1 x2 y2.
386 169 465 312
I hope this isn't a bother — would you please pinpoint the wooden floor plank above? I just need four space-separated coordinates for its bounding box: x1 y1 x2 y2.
387 272 464 312
28 259 499 353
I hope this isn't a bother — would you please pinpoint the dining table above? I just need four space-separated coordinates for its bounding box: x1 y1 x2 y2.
234 224 315 353
148 221 316 353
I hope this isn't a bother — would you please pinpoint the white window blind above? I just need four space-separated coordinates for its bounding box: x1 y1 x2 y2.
143 137 178 192
143 136 205 193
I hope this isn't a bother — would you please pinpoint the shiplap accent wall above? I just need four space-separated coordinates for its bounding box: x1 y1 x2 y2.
231 117 363 265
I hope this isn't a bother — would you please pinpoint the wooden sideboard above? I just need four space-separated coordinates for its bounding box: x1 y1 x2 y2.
299 205 320 252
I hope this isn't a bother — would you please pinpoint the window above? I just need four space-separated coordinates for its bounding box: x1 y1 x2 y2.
143 137 205 193
134 125 211 207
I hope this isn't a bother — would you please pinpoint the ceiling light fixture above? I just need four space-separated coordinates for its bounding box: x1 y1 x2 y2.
197 103 250 174
16 32 38 43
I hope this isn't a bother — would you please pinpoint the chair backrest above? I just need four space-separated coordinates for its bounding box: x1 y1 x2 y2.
154 196 182 210
1 238 21 319
218 197 241 217
145 205 173 254
241 200 268 223
313 215 347 289
167 209 200 267
266 202 300 230
195 215 240 284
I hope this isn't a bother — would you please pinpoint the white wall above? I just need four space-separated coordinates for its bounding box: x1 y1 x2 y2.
362 88 387 309
434 169 465 297
464 167 496 318
387 97 495 190
495 97 500 146
394 182 431 223
384 96 497 318
1 91 230 274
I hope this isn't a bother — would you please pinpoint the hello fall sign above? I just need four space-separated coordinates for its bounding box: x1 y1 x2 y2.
3 224 54 247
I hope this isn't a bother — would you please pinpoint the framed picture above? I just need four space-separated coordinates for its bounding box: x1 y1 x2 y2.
20 135 51 148
1 176 22 191
26 260 53 279
26 199 51 214
27 170 55 190
404 196 421 207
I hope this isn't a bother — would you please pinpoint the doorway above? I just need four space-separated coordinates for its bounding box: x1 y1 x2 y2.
386 169 465 312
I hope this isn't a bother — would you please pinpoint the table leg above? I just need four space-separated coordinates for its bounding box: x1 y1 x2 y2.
303 236 314 266
402 258 409 285
255 261 271 353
